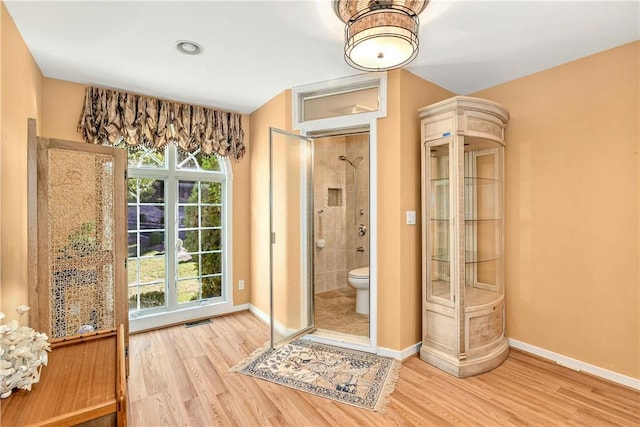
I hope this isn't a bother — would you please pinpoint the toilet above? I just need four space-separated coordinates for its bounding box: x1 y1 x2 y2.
347 267 369 315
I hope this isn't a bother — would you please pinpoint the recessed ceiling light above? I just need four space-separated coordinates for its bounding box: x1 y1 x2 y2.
176 40 203 55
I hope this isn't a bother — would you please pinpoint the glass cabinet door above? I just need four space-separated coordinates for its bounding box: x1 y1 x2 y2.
427 140 453 304
463 142 504 307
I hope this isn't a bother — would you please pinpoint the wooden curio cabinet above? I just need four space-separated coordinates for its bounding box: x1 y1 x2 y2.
418 96 509 377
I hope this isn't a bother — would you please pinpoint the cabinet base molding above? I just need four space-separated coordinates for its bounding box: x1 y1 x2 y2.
420 337 509 378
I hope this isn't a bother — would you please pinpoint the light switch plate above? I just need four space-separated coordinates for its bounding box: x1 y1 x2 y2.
406 210 416 225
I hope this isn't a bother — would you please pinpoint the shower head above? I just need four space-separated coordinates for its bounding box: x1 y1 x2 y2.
339 155 364 168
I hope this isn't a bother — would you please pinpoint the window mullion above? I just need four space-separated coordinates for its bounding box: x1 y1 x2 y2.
165 146 178 309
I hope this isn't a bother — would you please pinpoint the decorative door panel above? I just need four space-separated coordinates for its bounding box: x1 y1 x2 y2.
37 137 127 342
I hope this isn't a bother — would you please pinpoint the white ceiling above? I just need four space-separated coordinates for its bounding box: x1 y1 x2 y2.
4 0 639 114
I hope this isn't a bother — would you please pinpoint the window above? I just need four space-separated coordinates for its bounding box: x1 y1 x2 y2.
292 72 387 130
125 144 232 330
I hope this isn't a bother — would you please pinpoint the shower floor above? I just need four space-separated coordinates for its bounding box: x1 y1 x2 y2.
314 287 369 337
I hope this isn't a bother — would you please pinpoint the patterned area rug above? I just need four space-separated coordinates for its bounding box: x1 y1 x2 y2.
231 340 400 412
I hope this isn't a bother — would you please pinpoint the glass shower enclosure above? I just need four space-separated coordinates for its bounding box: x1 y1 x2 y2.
269 128 315 347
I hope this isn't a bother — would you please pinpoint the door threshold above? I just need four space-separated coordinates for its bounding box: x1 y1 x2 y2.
304 329 374 353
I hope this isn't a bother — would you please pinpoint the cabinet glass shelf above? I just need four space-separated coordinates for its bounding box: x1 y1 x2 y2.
431 251 501 264
430 218 503 222
431 280 501 305
430 177 501 183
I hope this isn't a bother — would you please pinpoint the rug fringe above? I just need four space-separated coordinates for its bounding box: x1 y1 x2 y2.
229 341 270 372
374 358 402 413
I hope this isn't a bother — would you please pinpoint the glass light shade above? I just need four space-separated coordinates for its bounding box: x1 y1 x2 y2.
344 8 420 71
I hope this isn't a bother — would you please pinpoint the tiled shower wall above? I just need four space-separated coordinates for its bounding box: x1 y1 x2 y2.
313 134 369 294
345 134 369 277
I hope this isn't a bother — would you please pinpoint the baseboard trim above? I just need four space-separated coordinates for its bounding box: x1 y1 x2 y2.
232 303 250 312
377 342 422 360
240 311 639 389
248 304 270 325
509 338 640 390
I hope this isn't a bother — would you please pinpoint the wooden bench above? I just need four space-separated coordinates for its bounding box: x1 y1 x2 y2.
1 325 127 426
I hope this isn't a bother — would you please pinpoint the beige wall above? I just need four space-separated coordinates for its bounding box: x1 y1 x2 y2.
0 4 2 317
376 70 454 350
0 2 43 323
473 41 639 378
230 118 251 306
248 90 292 317
41 78 86 139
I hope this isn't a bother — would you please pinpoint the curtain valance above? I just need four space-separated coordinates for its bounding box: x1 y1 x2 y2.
77 87 246 161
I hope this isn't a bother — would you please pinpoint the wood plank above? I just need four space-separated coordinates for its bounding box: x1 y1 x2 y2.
36 401 116 427
27 118 39 327
36 136 51 335
126 311 640 426
117 324 128 427
1 335 117 426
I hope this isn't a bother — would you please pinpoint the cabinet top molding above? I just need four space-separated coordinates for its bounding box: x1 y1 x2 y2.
418 96 510 124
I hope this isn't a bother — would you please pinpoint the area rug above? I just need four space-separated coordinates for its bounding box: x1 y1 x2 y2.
231 339 400 412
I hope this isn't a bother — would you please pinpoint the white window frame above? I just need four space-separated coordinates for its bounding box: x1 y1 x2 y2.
127 144 235 333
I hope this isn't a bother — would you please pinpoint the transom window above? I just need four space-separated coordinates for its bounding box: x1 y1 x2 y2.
125 143 230 327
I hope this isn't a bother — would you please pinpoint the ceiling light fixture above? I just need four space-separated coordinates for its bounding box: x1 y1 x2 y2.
176 40 204 56
334 0 428 72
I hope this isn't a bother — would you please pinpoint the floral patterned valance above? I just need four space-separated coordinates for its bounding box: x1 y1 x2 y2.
77 87 245 161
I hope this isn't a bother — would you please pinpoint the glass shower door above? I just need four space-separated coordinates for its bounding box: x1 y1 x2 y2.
269 128 315 347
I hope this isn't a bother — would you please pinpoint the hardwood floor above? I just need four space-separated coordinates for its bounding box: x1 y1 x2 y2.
128 311 639 426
